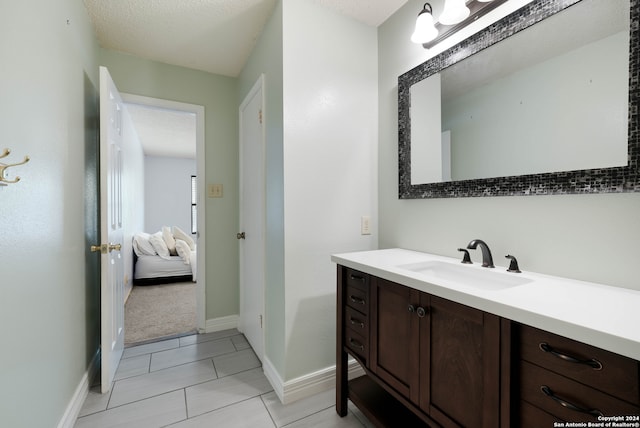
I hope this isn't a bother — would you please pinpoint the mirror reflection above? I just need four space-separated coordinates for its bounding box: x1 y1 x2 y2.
409 0 630 185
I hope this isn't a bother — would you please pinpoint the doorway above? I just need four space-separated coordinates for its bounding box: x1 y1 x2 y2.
122 93 206 343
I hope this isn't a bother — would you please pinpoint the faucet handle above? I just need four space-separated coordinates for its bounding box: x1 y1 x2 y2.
458 248 472 264
505 255 521 273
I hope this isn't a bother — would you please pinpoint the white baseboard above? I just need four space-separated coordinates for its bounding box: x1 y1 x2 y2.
204 314 239 333
262 356 365 405
262 356 285 402
57 349 100 428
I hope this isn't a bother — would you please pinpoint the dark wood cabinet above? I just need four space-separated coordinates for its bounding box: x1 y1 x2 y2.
370 277 421 404
336 264 640 427
515 324 640 424
338 266 504 427
423 295 501 428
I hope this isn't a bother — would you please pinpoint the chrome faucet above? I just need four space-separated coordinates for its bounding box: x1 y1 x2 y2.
467 239 495 268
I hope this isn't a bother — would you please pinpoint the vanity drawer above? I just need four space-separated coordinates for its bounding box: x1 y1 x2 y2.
519 324 639 404
345 305 369 336
344 269 369 315
518 400 561 428
345 268 369 289
345 326 368 361
520 360 640 422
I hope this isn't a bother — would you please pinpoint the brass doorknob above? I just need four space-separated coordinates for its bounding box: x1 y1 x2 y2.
90 244 105 253
90 243 121 253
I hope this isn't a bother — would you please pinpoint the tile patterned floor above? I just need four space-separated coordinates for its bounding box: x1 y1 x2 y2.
75 329 372 427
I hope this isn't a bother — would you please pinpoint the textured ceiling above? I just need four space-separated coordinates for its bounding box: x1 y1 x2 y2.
126 104 197 158
83 0 408 77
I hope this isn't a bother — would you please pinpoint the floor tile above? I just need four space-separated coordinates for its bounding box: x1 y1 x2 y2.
75 390 186 428
114 354 150 381
262 389 334 427
213 348 261 377
186 367 273 418
109 359 216 408
78 385 111 418
150 337 236 372
169 396 275 428
179 329 240 346
282 406 365 428
231 334 251 350
122 338 180 359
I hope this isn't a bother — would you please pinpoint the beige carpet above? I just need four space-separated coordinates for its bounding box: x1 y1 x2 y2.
124 282 197 345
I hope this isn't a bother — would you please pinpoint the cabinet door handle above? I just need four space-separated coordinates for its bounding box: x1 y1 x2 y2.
408 305 416 313
349 338 365 351
416 306 427 318
540 385 604 418
349 295 366 306
539 343 603 370
349 274 365 282
349 318 365 328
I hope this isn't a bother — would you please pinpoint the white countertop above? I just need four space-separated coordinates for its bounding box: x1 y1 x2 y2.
331 248 640 361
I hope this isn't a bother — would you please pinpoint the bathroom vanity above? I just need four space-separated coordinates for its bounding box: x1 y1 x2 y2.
333 249 640 427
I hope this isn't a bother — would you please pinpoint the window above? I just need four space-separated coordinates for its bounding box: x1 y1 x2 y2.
191 175 197 234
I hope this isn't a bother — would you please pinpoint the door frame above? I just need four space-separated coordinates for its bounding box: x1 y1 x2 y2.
238 74 266 359
121 93 206 332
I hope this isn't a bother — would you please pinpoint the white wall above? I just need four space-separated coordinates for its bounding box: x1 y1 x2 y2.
144 156 196 234
379 0 640 291
281 0 378 380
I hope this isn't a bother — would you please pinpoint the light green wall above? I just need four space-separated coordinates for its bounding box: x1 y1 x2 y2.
100 50 240 319
238 1 286 375
0 0 101 426
379 0 640 291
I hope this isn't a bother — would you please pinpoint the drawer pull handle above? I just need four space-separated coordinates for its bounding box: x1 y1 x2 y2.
416 306 427 318
539 343 603 370
349 296 366 306
349 274 366 282
349 338 365 351
350 318 365 328
540 385 604 418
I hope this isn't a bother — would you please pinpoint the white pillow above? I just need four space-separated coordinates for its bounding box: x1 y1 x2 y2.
173 226 196 250
162 226 177 256
175 239 191 264
149 231 171 260
133 233 156 256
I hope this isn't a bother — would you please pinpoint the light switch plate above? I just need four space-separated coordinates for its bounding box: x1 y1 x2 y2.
208 183 223 198
361 216 371 235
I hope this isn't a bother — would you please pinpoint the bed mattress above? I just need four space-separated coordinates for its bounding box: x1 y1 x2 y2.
134 255 193 280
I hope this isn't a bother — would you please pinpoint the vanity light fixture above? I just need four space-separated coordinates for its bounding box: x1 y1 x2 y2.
439 0 471 25
411 0 508 49
411 3 439 44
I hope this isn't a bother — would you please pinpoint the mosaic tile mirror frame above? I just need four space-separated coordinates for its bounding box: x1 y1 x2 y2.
398 0 639 198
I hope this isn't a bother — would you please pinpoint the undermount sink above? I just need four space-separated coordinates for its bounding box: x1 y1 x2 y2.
397 260 533 290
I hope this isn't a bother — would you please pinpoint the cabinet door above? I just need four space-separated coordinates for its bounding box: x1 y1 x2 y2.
370 277 421 404
421 295 500 428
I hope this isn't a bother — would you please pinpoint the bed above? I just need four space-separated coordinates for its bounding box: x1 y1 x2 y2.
132 226 197 285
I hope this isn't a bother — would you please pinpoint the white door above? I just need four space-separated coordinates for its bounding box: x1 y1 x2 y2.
239 75 266 361
98 66 125 393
